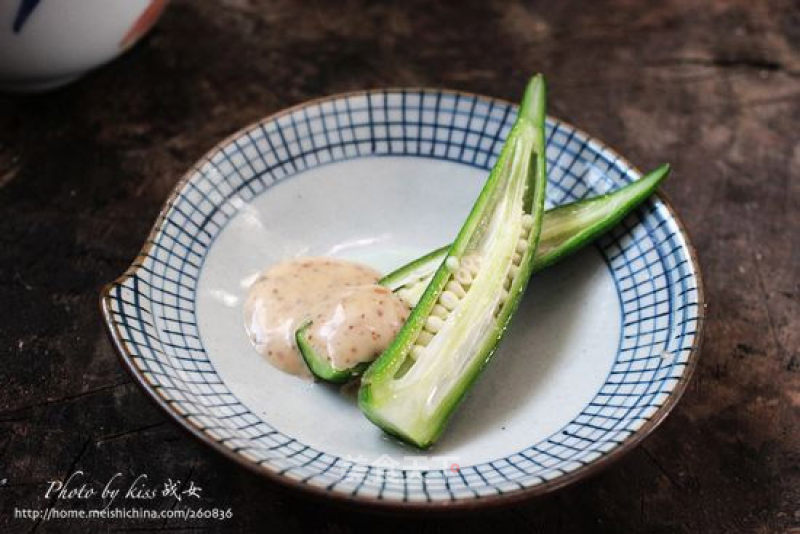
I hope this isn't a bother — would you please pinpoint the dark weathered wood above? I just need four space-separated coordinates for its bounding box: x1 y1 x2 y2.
0 0 797 532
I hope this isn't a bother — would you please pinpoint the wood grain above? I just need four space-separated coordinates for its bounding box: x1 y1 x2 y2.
0 0 797 532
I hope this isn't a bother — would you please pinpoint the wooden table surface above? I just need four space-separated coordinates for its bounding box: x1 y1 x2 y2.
1 1 798 532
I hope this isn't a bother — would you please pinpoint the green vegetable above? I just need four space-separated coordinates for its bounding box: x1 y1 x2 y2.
295 321 371 383
383 163 670 308
358 74 549 448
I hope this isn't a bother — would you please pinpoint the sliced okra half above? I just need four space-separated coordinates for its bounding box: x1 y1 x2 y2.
358 74 549 448
295 321 372 383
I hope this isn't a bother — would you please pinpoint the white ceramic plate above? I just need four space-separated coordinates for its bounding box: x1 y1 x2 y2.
101 89 704 508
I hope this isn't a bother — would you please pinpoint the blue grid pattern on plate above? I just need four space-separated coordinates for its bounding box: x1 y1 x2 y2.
106 89 700 502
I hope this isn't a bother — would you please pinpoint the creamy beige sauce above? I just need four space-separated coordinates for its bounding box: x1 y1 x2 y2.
244 258 409 378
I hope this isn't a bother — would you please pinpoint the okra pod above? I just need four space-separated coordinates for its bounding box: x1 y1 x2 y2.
358 75 549 448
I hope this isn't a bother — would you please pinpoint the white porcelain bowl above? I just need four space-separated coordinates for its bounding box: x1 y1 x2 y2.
0 0 168 92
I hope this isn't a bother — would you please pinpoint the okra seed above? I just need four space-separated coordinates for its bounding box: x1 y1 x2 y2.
521 213 534 230
410 345 424 360
440 291 459 310
425 316 444 333
463 254 479 268
445 256 460 272
417 330 434 346
454 269 472 286
446 280 467 298
516 239 528 253
397 289 412 303
432 304 448 318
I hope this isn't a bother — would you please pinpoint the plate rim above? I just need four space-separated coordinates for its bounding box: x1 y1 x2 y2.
99 87 705 510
